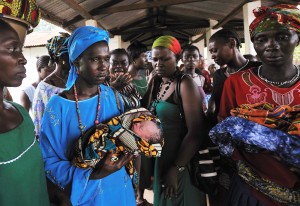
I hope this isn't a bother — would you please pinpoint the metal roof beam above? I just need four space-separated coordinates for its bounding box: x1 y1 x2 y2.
63 0 123 28
212 0 253 30
61 0 106 30
90 0 203 15
115 21 209 35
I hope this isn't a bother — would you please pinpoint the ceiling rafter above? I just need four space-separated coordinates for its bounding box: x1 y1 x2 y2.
63 0 123 28
90 0 203 15
39 7 74 31
61 0 107 30
123 33 146 43
110 14 157 34
116 21 210 35
212 0 254 29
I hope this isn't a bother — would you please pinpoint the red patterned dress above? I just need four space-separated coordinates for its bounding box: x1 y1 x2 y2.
218 67 300 206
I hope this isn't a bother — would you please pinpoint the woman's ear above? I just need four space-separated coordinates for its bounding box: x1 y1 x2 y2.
228 38 236 49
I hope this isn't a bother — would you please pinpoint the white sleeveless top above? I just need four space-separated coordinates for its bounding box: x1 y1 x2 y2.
23 85 35 103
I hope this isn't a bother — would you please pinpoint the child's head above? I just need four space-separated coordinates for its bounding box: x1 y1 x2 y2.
131 120 162 143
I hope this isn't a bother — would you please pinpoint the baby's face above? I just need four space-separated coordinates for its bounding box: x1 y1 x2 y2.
131 120 162 143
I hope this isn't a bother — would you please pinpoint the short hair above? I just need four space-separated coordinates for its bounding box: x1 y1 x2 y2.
127 41 147 62
110 48 130 62
181 44 201 58
209 29 241 49
36 55 51 72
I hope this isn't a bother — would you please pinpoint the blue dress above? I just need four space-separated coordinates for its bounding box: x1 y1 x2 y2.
40 84 136 206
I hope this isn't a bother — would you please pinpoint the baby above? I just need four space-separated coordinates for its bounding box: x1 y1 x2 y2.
72 108 163 175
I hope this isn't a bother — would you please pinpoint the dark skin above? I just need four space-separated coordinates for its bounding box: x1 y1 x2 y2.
181 49 207 111
61 41 134 179
128 52 148 80
109 53 132 90
44 54 70 88
208 37 247 75
143 47 206 198
0 23 27 133
20 64 55 111
253 29 300 87
207 37 248 126
181 49 200 76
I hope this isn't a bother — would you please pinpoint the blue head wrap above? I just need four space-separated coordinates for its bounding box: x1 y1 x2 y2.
66 26 109 90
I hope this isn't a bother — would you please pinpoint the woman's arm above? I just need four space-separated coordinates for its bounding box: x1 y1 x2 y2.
163 76 207 197
174 76 206 167
20 91 31 111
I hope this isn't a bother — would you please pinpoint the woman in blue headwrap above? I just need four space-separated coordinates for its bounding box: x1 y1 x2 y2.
39 26 136 206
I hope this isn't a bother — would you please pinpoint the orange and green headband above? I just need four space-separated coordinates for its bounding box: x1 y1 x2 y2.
152 35 182 55
249 4 300 39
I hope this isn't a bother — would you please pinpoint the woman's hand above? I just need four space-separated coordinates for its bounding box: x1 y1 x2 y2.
90 151 134 179
161 166 179 198
110 73 132 90
146 69 157 84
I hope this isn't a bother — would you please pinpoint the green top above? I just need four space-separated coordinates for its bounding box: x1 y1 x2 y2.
152 100 205 206
0 102 49 206
132 76 148 97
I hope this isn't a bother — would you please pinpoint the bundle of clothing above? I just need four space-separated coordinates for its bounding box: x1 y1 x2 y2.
210 103 300 205
72 108 164 176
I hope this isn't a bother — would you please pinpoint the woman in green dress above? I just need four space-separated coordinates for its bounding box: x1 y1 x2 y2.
0 14 49 206
143 36 207 206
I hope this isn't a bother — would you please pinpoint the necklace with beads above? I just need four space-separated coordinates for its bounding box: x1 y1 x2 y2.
149 77 174 115
156 78 174 100
225 59 249 76
74 84 101 135
257 65 300 87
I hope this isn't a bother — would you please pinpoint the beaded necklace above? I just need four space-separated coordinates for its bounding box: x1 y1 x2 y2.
156 79 173 100
257 65 300 87
149 77 175 115
74 84 101 135
225 59 249 76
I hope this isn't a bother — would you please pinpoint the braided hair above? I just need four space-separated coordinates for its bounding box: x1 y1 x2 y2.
36 55 51 72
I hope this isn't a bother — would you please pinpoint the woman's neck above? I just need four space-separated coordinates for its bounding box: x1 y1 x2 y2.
74 79 99 99
261 62 296 81
227 55 248 73
183 67 196 76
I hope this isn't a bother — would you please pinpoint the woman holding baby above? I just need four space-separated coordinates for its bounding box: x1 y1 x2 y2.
39 26 136 205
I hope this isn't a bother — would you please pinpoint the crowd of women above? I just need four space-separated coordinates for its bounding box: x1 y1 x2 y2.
0 1 299 206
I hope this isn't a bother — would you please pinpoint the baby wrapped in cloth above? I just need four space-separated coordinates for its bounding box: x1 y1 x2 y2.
72 108 163 176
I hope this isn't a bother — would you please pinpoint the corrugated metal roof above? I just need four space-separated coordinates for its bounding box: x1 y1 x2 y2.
36 0 299 47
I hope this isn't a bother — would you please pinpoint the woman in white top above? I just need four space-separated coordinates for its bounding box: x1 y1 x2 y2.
181 45 207 111
20 55 54 113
